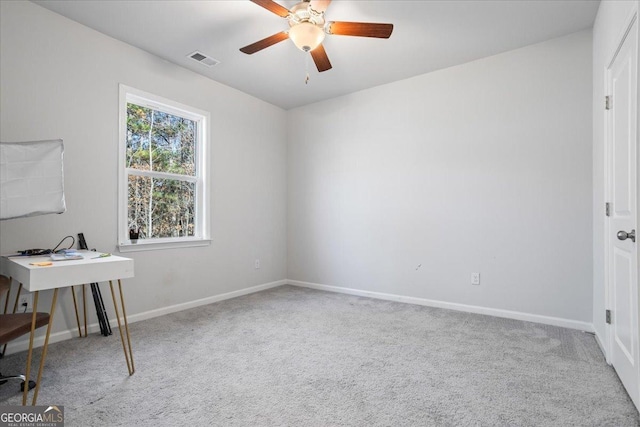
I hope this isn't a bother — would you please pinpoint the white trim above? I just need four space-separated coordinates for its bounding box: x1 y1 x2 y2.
118 84 128 246
126 168 198 183
118 237 211 252
3 279 286 356
4 279 597 356
125 87 209 122
287 280 594 332
124 279 285 322
595 329 609 361
603 54 613 362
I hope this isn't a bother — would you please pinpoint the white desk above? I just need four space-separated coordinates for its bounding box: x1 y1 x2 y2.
0 251 135 405
1 252 133 291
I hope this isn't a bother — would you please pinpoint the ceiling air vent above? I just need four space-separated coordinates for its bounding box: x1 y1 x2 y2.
188 51 220 67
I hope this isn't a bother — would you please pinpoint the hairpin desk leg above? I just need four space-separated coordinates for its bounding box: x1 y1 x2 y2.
22 291 38 406
71 286 82 337
31 288 58 406
82 285 87 337
109 280 134 375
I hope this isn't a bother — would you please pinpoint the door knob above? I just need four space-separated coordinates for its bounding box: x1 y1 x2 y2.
617 229 636 243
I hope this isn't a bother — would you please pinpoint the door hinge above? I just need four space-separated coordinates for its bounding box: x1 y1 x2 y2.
606 309 612 324
605 95 612 110
605 202 611 217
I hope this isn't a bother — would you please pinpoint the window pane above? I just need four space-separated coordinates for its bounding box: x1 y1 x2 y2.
128 175 196 239
126 103 196 176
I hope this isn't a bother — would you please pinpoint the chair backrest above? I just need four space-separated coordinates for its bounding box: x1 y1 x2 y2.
0 275 50 347
0 275 9 300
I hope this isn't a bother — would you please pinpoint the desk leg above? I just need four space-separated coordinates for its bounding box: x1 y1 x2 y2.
71 286 82 337
109 280 134 375
82 285 87 337
22 291 39 406
31 288 58 406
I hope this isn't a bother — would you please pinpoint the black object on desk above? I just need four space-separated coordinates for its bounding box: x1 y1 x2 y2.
78 233 112 337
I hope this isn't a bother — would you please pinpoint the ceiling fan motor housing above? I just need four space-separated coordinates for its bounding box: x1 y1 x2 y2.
289 0 325 25
288 1 326 51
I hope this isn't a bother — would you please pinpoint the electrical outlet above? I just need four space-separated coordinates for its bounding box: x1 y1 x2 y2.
255 259 260 269
471 273 480 285
19 293 33 311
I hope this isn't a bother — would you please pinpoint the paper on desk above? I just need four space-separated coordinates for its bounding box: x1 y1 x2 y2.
30 262 52 266
50 253 83 261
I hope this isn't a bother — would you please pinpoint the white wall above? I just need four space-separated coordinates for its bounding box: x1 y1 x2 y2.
0 1 287 342
288 30 593 325
592 0 640 352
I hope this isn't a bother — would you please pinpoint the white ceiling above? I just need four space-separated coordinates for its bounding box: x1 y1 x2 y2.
33 0 599 110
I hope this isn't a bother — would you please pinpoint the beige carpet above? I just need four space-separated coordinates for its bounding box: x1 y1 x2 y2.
0 285 637 426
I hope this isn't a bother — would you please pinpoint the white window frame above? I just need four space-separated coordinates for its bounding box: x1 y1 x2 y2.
117 84 210 252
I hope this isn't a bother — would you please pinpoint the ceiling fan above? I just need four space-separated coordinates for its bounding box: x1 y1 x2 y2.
240 0 394 72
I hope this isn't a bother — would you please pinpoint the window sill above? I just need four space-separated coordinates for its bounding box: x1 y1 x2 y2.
117 238 211 253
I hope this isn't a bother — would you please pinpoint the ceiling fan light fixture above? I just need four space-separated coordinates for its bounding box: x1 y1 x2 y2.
288 22 325 52
241 0 394 74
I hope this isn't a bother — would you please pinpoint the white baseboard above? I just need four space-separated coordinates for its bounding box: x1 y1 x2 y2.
594 329 609 362
5 277 594 356
287 280 594 332
124 279 286 324
3 279 287 355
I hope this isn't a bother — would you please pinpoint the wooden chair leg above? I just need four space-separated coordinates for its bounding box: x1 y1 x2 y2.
2 283 23 356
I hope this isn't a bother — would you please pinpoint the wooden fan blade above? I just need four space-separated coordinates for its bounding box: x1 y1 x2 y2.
311 0 332 12
327 21 394 38
310 44 332 72
240 31 289 54
250 0 290 18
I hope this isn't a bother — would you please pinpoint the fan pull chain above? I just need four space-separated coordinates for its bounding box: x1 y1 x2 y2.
305 52 310 85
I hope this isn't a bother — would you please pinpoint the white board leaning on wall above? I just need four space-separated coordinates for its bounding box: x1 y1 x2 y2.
0 139 66 220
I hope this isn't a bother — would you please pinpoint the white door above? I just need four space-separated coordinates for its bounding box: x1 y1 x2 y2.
607 15 639 410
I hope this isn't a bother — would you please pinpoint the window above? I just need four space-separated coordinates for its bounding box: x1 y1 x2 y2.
118 85 210 251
